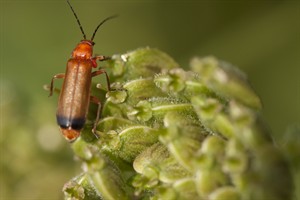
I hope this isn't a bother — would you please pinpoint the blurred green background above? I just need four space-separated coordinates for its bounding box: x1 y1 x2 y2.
1 0 299 199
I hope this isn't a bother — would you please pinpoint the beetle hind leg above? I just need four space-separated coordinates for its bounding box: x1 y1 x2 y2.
49 73 65 97
90 95 102 138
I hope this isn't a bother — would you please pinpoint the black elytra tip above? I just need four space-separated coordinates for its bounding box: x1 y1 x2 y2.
57 115 86 130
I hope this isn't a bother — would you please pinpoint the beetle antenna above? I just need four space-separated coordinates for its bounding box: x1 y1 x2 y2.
67 0 86 40
91 15 118 41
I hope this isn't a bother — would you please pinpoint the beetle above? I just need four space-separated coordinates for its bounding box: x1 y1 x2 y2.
49 0 117 142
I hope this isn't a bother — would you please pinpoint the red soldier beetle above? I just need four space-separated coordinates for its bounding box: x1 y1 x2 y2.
49 0 117 142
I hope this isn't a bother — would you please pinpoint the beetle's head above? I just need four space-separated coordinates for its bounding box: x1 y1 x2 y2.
72 40 94 59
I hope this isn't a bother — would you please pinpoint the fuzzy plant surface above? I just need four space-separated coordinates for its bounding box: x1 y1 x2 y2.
62 48 296 200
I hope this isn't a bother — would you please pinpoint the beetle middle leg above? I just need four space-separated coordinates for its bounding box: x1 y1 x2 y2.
92 69 111 91
91 55 111 68
90 95 102 137
49 73 65 97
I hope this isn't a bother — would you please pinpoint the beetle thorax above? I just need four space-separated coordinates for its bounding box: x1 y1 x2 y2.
72 40 94 59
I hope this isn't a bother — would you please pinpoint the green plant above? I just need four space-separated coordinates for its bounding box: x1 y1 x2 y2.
62 48 296 200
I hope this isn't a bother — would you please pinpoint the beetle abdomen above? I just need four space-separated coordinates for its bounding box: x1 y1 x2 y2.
56 59 93 132
57 115 85 130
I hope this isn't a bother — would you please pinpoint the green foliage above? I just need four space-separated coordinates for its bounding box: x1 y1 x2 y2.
63 48 296 200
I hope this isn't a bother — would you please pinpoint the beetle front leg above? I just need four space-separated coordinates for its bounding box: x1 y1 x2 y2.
49 73 65 97
90 95 102 137
94 55 111 62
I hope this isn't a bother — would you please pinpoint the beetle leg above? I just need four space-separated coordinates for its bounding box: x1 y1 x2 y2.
93 55 111 62
90 95 102 138
91 69 111 91
49 73 65 97
91 55 111 68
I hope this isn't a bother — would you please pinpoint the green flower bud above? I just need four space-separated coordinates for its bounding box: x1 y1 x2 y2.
127 100 153 122
154 68 187 93
104 126 159 162
124 78 166 105
208 187 240 200
196 169 228 198
110 48 179 80
190 56 261 109
173 178 199 200
63 173 101 200
223 139 248 174
160 112 206 172
133 143 169 174
106 89 127 104
192 96 234 138
86 153 130 200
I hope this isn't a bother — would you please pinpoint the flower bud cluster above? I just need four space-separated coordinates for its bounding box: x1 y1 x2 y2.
63 48 293 200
